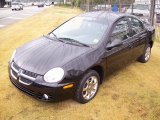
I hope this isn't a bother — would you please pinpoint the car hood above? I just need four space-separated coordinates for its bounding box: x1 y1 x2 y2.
14 37 92 75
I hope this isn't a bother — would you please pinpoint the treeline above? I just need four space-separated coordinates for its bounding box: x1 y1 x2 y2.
71 0 134 7
89 0 134 4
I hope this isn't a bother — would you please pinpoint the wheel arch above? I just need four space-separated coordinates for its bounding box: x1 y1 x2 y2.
89 65 104 84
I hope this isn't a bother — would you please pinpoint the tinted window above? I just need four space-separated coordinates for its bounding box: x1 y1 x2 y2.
110 18 130 42
129 18 144 36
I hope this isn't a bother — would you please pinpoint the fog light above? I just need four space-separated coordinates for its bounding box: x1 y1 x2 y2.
43 94 49 100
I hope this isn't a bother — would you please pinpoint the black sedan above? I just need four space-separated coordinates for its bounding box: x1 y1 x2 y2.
9 11 155 104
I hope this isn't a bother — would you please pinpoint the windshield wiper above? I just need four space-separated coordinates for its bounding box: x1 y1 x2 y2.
58 37 89 47
50 33 57 39
43 34 64 43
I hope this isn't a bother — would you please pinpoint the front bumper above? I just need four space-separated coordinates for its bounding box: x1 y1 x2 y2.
8 62 75 101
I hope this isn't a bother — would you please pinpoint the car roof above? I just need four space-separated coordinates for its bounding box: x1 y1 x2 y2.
79 11 132 24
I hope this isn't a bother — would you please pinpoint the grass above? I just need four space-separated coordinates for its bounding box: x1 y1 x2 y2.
0 6 160 120
155 26 160 43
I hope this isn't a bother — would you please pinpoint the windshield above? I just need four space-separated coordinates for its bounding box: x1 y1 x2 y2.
133 4 149 10
50 17 108 45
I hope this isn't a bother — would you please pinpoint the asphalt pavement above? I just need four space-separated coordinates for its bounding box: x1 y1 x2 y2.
0 6 50 28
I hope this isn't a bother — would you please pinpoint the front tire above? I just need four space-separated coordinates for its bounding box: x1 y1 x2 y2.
138 44 151 63
75 70 100 104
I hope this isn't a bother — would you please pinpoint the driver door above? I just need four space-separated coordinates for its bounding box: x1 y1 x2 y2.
105 17 134 74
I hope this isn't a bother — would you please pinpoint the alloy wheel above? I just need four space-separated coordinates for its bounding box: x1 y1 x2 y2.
82 76 98 100
145 46 151 61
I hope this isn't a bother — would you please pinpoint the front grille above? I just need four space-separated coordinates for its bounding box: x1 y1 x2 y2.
23 70 38 78
12 69 18 78
10 62 38 85
11 78 34 96
12 62 38 79
20 77 33 85
12 62 20 71
10 62 54 101
11 79 53 101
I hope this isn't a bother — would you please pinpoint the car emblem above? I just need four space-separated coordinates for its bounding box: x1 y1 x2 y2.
17 69 22 77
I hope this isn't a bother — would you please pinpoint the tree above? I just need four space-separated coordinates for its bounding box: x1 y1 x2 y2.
71 0 81 7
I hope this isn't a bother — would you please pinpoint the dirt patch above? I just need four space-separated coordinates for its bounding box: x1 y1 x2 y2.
112 94 120 101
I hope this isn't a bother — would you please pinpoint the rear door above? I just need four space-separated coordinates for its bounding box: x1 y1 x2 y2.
128 17 147 60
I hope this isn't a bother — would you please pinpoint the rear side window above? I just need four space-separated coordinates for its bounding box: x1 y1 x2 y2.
129 17 144 36
110 18 130 42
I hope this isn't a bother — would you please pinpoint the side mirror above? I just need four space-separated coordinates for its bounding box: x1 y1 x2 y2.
106 39 123 50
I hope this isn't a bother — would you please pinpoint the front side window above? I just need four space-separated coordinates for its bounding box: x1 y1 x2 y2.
129 18 144 36
110 18 130 42
50 17 109 45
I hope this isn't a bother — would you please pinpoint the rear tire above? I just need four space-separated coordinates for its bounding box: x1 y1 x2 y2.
75 70 100 104
138 44 151 63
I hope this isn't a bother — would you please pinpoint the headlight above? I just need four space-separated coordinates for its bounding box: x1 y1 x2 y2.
10 50 16 62
44 67 64 83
